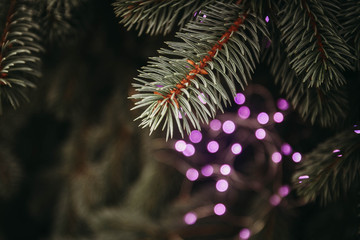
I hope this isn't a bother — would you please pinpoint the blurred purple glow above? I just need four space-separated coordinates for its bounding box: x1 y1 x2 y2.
239 228 251 239
223 120 235 134
354 130 360 134
278 185 290 197
255 128 266 140
183 144 195 157
210 119 222 131
214 203 226 215
238 106 250 119
333 149 340 153
269 194 281 206
155 84 164 88
231 143 242 155
234 93 245 105
207 141 219 153
198 93 206 104
186 168 199 181
257 112 269 124
281 143 292 155
273 112 284 123
178 111 182 119
175 140 187 152
220 164 231 175
277 98 289 111
271 152 282 163
184 212 197 225
265 16 269 22
189 130 202 143
298 175 309 180
292 152 302 163
216 179 229 192
201 165 214 177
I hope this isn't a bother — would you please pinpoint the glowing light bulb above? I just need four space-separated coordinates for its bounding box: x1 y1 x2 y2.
207 141 219 153
255 128 266 140
183 144 195 157
292 152 302 163
238 106 250 119
186 168 199 181
273 112 284 123
234 93 245 105
184 212 197 225
231 143 242 155
265 16 269 22
281 143 292 155
175 140 186 152
257 112 269 124
201 165 214 177
189 130 202 143
278 185 290 197
298 175 309 180
222 120 235 134
239 228 251 239
216 179 229 192
220 164 231 175
277 98 289 111
269 194 281 206
214 203 226 215
210 119 222 131
271 152 282 163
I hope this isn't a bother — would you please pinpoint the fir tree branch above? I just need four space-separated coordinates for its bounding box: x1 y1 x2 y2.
0 1 43 112
131 1 268 139
113 0 217 36
278 0 354 90
292 128 360 205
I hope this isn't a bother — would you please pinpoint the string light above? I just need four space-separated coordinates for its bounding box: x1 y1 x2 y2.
255 128 266 140
231 143 242 154
239 228 251 240
184 212 197 225
216 179 229 192
207 141 219 153
214 203 226 215
186 168 199 181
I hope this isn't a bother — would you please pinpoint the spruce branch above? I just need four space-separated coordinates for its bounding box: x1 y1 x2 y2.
113 0 215 36
278 0 354 90
0 1 43 112
131 2 268 139
292 128 360 205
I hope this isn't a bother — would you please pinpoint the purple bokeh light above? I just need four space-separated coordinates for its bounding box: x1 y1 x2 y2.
210 119 222 131
201 165 214 177
354 130 360 134
255 128 266 140
223 120 235 134
234 93 246 105
184 212 197 225
271 152 282 163
238 106 250 119
183 144 195 157
207 141 219 153
214 203 226 215
292 152 302 163
220 164 231 175
277 98 289 111
273 112 284 123
278 185 290 197
257 112 269 125
333 149 340 153
281 143 292 155
189 130 202 143
216 179 229 192
186 168 199 181
269 194 281 206
265 16 269 22
298 175 309 180
231 143 242 155
175 140 187 152
239 228 251 240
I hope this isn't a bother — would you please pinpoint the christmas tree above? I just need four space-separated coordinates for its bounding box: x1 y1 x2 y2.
0 0 359 239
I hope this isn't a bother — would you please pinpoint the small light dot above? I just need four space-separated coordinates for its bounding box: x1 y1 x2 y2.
184 212 197 225
281 143 292 155
239 228 251 239
273 112 284 123
277 98 289 111
354 130 360 134
178 111 182 119
255 128 266 140
257 112 269 124
189 130 202 143
337 154 343 157
214 203 226 215
278 185 290 197
210 119 222 131
198 93 207 104
175 140 187 152
216 179 229 192
238 106 250 119
201 165 214 177
220 164 231 175
292 152 302 163
271 152 282 163
234 93 246 105
269 194 281 206
231 143 242 155
223 120 236 134
183 144 195 157
186 168 199 181
207 141 219 153
333 149 340 153
298 175 309 180
265 16 269 23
